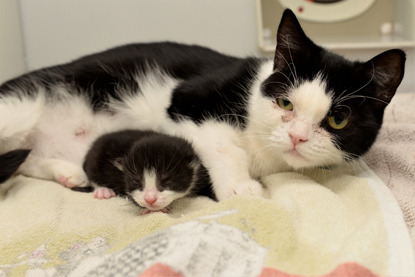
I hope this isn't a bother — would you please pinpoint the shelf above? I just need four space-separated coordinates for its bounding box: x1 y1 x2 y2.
260 36 415 52
257 0 415 52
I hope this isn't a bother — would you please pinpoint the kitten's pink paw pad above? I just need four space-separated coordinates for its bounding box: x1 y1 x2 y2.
93 187 116 199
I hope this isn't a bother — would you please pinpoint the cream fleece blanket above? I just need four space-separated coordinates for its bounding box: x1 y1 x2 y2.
0 160 413 277
364 92 415 255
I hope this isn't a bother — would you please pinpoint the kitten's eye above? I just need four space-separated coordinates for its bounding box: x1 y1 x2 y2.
128 177 143 189
276 98 293 111
162 181 172 189
327 115 349 130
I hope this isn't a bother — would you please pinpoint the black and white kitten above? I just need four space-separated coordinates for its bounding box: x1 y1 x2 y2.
0 10 405 200
81 129 214 214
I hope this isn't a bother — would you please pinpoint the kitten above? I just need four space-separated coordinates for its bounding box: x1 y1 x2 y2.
80 129 214 214
0 9 405 200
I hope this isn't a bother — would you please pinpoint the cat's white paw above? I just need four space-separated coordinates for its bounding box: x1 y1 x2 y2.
93 187 116 199
215 179 264 201
54 162 88 188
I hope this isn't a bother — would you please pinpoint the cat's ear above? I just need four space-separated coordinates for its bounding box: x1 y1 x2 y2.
359 49 405 104
273 9 315 71
113 158 125 172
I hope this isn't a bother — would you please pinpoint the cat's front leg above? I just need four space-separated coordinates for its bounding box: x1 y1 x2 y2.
178 121 264 201
18 155 88 188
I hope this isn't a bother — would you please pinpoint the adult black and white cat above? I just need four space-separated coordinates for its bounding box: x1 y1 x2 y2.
0 9 405 200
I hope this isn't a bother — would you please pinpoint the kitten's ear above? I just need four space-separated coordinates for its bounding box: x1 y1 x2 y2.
189 158 201 170
359 49 405 104
274 9 315 71
113 158 125 172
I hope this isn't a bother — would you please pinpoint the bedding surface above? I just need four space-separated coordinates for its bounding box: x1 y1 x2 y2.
364 92 415 260
0 158 413 276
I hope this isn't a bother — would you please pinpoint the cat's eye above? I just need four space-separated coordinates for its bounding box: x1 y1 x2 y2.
327 115 349 130
160 180 173 189
276 98 293 111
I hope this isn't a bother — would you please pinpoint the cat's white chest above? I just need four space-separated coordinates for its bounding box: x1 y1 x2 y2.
242 134 291 179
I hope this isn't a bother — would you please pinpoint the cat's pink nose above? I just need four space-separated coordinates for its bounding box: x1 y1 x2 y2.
144 191 158 205
145 196 157 205
289 133 308 146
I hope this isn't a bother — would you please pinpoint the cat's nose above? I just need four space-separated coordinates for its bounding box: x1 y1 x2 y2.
289 133 308 146
288 118 310 147
145 195 157 205
144 191 158 205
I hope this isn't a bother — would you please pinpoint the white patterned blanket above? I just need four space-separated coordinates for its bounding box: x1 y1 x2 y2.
0 158 413 277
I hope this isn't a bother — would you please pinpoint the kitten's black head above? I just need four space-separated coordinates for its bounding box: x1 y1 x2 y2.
121 134 199 193
262 9 405 161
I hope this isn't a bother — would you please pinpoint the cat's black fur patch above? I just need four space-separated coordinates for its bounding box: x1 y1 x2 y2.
0 149 30 183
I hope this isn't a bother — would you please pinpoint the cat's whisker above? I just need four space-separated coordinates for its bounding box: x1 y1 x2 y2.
241 132 271 138
333 104 352 118
262 81 291 90
242 135 272 143
275 50 296 87
249 143 276 157
343 151 360 163
277 37 298 83
334 62 378 106
284 35 299 82
334 89 349 104
275 68 296 89
337 94 389 106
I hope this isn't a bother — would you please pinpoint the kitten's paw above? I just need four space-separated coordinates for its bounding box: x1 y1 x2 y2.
54 163 88 188
216 179 264 201
93 187 116 199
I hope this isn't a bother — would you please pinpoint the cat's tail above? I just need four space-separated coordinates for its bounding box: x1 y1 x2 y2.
0 149 31 183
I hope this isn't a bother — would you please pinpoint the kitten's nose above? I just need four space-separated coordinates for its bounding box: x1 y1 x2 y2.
144 191 158 205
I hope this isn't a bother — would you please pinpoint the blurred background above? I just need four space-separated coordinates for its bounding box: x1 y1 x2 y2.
1 0 414 92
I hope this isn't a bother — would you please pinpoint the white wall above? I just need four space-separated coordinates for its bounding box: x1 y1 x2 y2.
0 0 26 84
9 0 415 93
19 0 258 70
